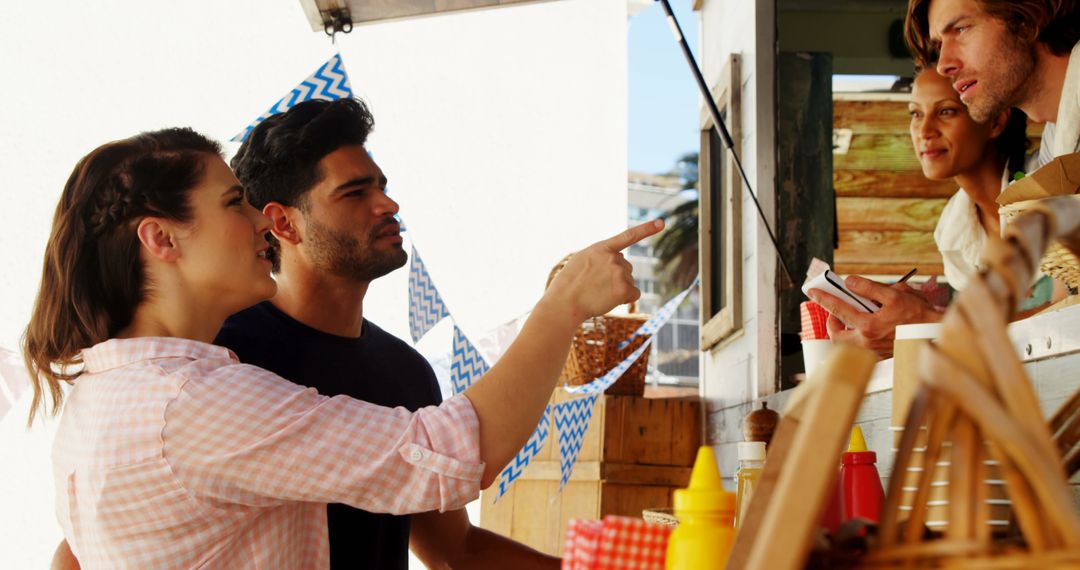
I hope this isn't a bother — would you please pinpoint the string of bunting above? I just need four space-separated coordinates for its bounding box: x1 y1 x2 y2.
234 50 703 503
231 54 353 143
411 255 700 499
494 278 699 499
617 276 700 350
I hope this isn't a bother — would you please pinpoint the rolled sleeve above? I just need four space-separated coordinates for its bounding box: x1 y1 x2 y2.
163 363 485 516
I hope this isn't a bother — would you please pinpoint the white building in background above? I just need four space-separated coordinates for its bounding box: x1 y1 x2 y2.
628 172 700 386
0 1 628 566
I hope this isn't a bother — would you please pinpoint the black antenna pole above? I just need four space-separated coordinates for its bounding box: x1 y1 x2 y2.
655 0 795 287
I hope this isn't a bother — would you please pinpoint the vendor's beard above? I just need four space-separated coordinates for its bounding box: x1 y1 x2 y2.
305 218 407 283
965 38 1037 123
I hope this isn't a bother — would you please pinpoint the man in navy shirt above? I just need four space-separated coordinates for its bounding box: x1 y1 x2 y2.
216 98 559 569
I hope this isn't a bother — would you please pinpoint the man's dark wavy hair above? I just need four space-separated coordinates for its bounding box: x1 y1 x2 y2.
905 0 1080 67
230 98 375 271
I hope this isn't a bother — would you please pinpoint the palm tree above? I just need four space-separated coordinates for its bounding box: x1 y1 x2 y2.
653 152 699 293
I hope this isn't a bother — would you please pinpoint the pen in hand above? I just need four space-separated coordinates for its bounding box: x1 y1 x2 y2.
896 268 917 285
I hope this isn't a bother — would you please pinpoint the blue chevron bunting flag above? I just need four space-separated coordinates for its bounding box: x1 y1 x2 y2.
231 54 353 142
408 247 451 343
617 277 700 350
450 326 489 395
564 337 654 396
554 395 599 489
493 404 551 502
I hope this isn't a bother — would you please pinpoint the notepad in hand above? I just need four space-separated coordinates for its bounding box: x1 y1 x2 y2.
801 270 881 314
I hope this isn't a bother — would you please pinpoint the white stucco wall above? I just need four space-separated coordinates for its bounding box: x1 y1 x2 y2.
0 0 627 565
698 0 777 429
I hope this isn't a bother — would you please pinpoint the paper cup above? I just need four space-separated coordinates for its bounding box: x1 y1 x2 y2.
801 339 834 379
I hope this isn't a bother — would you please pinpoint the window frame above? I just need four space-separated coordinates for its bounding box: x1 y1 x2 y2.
699 54 743 350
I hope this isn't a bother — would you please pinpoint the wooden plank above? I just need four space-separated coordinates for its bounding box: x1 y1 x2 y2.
603 396 701 466
518 460 599 482
669 397 703 467
600 484 674 519
834 262 945 276
511 479 561 556
834 100 1046 137
479 484 515 538
835 169 958 199
834 230 944 265
557 480 601 556
517 460 691 486
624 397 673 465
835 134 1042 172
601 463 692 486
834 134 922 171
838 197 946 232
834 100 910 134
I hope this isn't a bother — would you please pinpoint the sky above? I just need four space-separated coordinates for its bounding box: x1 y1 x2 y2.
628 0 700 175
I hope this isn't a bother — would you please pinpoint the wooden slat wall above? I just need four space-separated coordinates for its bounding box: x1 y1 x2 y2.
833 99 947 276
833 99 1045 277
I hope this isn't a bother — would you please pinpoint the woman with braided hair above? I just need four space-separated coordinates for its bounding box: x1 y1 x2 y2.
25 128 661 568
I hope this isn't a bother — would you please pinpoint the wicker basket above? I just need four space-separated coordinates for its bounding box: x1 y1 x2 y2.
729 200 1080 570
1000 196 1080 290
642 508 679 527
547 254 652 396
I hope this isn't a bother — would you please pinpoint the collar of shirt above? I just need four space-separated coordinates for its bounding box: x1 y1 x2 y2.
933 168 1010 289
1053 40 1080 157
81 337 238 374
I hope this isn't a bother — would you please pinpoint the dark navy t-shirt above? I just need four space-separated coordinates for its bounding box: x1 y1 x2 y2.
214 301 442 570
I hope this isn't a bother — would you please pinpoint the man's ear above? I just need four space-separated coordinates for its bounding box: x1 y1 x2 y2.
135 218 180 262
264 202 302 246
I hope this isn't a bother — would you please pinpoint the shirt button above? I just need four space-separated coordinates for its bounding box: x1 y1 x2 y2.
409 449 424 461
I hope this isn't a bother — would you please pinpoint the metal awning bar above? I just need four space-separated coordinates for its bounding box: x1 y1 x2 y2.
298 0 553 32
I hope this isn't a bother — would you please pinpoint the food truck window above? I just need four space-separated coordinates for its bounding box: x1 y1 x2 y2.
774 0 920 388
700 54 742 350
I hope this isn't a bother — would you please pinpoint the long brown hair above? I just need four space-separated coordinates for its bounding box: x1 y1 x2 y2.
906 0 1080 66
23 128 221 424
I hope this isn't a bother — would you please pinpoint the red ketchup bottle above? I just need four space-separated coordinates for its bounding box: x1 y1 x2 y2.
840 425 884 523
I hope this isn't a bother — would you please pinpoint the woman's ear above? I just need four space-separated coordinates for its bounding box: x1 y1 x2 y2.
264 202 302 245
989 108 1011 139
136 218 180 262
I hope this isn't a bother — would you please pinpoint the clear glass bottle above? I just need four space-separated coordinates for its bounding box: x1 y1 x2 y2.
734 441 765 530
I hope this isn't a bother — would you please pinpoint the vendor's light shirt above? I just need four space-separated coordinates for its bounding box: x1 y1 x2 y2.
53 337 484 569
1051 40 1080 157
933 170 1011 290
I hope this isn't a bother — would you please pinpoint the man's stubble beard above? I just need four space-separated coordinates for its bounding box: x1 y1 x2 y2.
305 217 408 283
965 36 1037 123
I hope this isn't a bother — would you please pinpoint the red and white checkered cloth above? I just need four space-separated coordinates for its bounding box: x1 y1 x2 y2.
564 518 603 570
562 516 672 570
800 301 830 340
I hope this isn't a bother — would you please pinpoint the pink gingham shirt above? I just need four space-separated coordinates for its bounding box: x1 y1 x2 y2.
53 337 484 569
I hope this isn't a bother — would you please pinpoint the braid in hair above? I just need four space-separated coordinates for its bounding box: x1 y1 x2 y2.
23 128 220 424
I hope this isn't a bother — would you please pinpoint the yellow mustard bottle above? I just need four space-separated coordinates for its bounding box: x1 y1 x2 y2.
665 446 736 569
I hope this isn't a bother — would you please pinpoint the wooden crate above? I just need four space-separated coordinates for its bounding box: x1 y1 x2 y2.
479 389 702 556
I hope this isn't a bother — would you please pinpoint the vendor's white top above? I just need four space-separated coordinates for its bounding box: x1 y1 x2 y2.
1052 41 1080 157
933 169 1010 290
